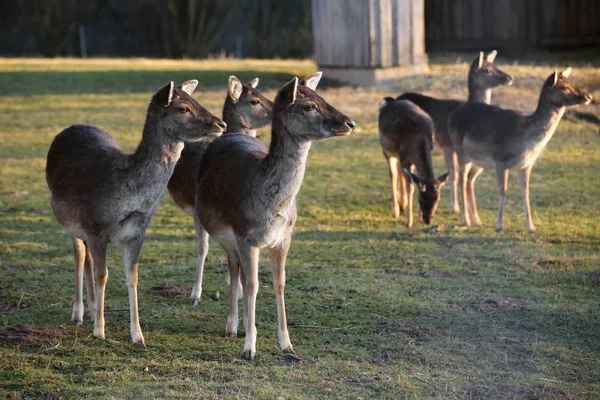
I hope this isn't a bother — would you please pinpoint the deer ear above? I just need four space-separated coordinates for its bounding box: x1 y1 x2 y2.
279 77 299 105
228 76 243 103
561 67 572 78
552 70 559 86
437 172 449 185
247 78 259 88
178 80 198 96
153 81 174 107
301 71 323 91
478 52 484 69
486 50 497 63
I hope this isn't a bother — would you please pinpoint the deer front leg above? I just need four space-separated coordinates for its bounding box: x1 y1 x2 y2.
386 155 401 218
87 237 108 340
190 212 209 306
236 237 260 360
467 166 484 226
268 236 294 355
457 157 472 227
83 241 95 322
404 168 415 227
71 237 86 326
518 165 536 233
123 238 146 348
495 168 509 232
443 148 459 214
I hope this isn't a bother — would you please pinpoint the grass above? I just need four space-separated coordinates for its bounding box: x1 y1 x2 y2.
1 57 599 399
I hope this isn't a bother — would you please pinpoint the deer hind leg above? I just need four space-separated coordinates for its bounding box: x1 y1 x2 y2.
495 168 509 232
87 236 108 340
224 246 241 338
467 166 484 226
83 241 95 321
518 165 536 233
443 148 460 214
268 236 294 354
236 237 260 360
71 237 86 325
397 158 408 213
123 238 145 347
457 154 472 226
386 155 401 218
190 212 209 306
403 165 415 227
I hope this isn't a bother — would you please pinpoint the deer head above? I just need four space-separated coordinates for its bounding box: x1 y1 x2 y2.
546 67 593 107
470 50 514 89
274 73 355 141
149 80 226 142
406 170 449 225
225 76 274 131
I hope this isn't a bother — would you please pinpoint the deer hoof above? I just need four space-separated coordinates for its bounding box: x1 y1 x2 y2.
191 299 199 307
226 332 237 338
72 319 83 326
133 341 147 349
283 348 296 355
243 350 255 361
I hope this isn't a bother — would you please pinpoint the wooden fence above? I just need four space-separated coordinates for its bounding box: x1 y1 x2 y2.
425 0 600 53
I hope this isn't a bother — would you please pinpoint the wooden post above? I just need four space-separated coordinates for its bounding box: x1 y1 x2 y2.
311 0 428 86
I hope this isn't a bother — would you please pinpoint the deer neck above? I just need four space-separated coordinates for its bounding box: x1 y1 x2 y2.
260 118 312 214
467 74 492 104
223 101 256 136
413 140 435 180
526 86 565 141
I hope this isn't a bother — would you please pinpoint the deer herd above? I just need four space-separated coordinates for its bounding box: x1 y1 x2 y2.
46 52 592 359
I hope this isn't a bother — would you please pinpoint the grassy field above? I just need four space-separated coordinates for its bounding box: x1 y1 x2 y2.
1 57 599 399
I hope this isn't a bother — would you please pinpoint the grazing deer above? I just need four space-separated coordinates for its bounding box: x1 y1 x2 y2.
167 76 274 306
378 98 448 227
195 72 355 360
46 81 225 347
448 68 592 232
397 50 513 214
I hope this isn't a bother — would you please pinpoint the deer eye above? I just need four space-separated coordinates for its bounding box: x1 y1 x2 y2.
303 104 316 112
250 99 260 105
178 106 189 113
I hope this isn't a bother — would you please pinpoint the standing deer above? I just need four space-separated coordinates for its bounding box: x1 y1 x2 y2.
46 81 225 347
397 50 513 214
378 97 448 227
167 76 274 306
195 73 355 360
448 68 592 232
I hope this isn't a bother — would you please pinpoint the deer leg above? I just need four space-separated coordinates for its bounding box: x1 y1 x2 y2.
443 148 459 214
71 237 86 326
83 241 95 322
268 236 294 354
236 237 260 360
457 156 472 226
397 159 407 213
519 166 536 233
467 166 484 226
123 238 145 347
386 155 401 218
87 237 108 340
495 168 509 232
224 246 241 338
403 166 414 227
190 212 209 306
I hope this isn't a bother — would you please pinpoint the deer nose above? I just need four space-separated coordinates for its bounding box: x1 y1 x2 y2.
345 120 356 131
584 93 593 105
506 75 514 86
215 121 227 131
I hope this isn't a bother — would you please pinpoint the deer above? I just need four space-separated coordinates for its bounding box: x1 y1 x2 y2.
378 97 448 227
397 50 513 215
448 67 592 232
195 72 355 360
167 76 274 306
46 80 226 347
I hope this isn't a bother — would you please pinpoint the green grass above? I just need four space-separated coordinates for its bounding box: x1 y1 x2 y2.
1 57 600 399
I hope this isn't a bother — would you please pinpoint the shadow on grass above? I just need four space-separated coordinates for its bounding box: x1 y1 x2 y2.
0 69 298 96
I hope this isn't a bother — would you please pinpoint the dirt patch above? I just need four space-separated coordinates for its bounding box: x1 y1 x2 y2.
582 270 600 286
468 298 533 313
151 284 190 298
376 322 440 341
0 324 71 346
383 267 451 279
